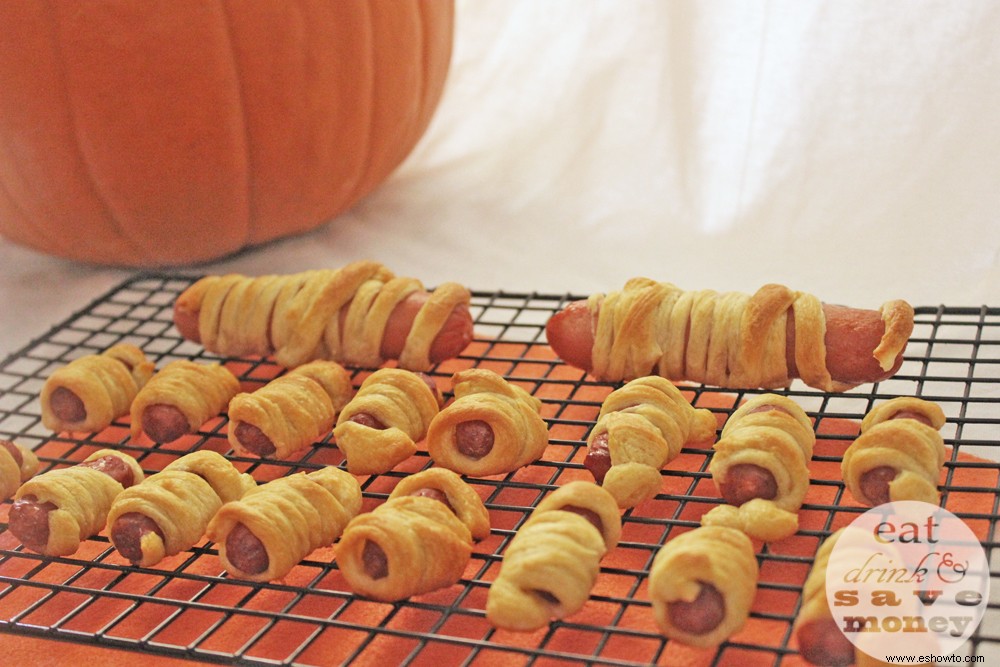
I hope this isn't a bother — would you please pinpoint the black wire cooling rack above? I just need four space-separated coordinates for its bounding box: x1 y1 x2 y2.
0 274 998 666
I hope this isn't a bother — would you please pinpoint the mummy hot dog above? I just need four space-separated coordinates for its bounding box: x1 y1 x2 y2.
332 368 442 475
172 260 474 371
1 440 39 500
8 449 144 556
701 394 815 542
793 528 896 666
583 376 716 508
545 279 914 391
338 496 470 600
40 343 154 433
228 360 353 458
337 468 489 601
648 525 758 648
486 481 622 632
107 451 256 567
205 466 361 582
130 360 240 443
426 369 549 477
842 397 946 507
795 528 922 666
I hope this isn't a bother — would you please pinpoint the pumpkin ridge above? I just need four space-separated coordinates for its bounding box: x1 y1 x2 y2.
217 0 255 252
381 0 425 186
341 1 377 210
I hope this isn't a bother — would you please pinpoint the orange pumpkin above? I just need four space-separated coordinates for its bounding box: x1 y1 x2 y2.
0 0 454 266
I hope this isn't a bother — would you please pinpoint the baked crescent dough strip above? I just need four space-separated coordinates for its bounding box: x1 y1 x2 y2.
107 451 256 567
129 360 240 442
795 528 920 666
427 369 549 477
338 494 473 601
13 449 144 556
587 376 716 509
40 343 154 432
701 394 815 542
486 481 622 632
389 468 491 541
206 467 361 582
333 368 441 475
228 360 353 459
795 528 841 663
184 260 471 370
842 397 947 506
0 440 39 500
649 525 758 648
587 278 913 390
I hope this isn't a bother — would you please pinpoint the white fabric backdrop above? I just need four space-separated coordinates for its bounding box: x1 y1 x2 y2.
3 0 1000 356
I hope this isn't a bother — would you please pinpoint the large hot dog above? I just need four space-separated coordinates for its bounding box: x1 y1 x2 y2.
545 279 914 391
172 261 473 371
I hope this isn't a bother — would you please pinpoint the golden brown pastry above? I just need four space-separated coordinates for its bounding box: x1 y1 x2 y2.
40 343 154 432
426 369 549 477
205 466 361 582
486 481 621 632
173 260 473 371
107 451 256 567
130 359 240 443
648 525 758 648
8 449 144 556
842 397 947 507
701 393 814 542
546 278 914 391
228 360 353 458
332 368 441 475
337 494 473 601
389 467 491 541
1 439 39 500
583 376 716 508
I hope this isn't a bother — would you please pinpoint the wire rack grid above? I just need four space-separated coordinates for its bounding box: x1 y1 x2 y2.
0 274 998 666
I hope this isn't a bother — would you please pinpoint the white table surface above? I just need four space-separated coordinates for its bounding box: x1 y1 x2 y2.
3 0 1000 358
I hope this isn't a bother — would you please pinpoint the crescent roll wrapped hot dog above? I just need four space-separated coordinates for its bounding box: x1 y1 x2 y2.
332 368 442 475
794 528 904 666
107 451 256 567
40 343 154 433
8 449 144 556
795 528 919 666
172 260 474 371
337 483 479 601
486 481 622 632
648 525 758 648
130 360 240 444
426 369 549 477
228 360 353 459
701 394 815 542
842 397 947 507
583 376 716 509
545 279 914 391
1 439 39 500
205 466 361 582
